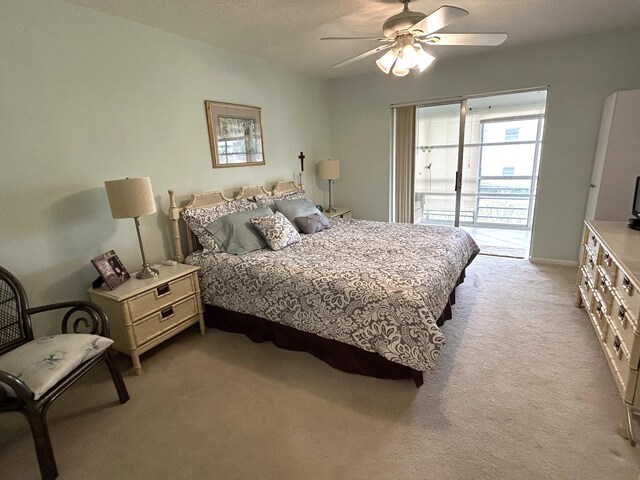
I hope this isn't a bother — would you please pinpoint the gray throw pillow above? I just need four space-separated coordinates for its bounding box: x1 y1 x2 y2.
204 206 273 254
274 199 325 232
295 213 331 234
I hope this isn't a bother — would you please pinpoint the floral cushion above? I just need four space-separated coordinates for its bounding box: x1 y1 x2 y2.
254 189 305 208
182 199 257 252
250 211 301 251
0 334 113 400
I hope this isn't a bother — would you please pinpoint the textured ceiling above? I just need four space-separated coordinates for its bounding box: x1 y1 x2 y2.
65 0 640 79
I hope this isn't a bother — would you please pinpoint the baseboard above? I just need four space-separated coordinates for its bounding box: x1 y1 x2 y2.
528 257 579 267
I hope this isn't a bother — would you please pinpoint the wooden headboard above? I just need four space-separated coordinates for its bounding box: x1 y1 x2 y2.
168 180 301 262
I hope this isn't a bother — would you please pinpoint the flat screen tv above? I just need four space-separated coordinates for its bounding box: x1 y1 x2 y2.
630 176 640 230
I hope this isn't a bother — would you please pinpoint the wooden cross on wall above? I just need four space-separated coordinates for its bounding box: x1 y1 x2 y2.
298 151 305 172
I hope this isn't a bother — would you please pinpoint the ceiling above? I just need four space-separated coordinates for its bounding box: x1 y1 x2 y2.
66 0 640 79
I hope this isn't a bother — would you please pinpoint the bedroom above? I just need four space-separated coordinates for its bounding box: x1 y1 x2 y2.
1 0 640 478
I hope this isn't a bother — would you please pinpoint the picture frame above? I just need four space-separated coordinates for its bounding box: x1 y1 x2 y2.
205 101 265 168
91 250 130 290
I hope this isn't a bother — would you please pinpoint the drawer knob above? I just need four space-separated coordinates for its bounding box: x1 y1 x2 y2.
619 305 626 319
160 306 174 320
591 234 596 246
156 283 171 296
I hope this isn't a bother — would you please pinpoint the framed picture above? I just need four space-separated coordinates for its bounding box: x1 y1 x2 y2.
91 250 130 290
205 101 265 168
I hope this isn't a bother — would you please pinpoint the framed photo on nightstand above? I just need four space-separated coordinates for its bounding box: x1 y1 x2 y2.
91 250 130 290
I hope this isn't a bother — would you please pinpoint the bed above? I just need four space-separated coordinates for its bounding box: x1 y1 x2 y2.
168 180 479 386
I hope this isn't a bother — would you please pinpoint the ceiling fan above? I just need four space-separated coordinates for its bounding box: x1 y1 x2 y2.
321 1 507 76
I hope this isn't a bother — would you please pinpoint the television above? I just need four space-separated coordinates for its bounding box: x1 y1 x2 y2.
630 176 640 231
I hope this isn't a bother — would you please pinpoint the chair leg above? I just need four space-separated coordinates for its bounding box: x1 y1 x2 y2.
25 407 58 480
104 349 130 404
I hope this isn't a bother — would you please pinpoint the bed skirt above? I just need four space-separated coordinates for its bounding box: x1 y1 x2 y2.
204 269 467 388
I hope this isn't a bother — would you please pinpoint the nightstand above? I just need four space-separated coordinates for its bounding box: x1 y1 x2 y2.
323 207 352 219
88 263 205 374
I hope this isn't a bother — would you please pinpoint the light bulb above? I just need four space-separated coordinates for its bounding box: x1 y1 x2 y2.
402 44 418 69
392 59 410 76
376 49 397 75
415 46 435 73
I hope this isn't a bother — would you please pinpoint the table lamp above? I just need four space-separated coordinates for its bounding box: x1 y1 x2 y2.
104 177 159 279
317 159 340 213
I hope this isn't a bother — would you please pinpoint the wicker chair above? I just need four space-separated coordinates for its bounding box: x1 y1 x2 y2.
0 266 129 480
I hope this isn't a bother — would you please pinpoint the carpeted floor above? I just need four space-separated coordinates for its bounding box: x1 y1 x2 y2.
1 256 639 479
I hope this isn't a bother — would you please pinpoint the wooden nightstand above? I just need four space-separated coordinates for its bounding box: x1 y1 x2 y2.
88 263 205 374
323 207 352 220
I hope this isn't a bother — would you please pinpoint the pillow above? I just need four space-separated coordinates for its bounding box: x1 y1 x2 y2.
204 206 273 255
273 198 325 232
250 212 301 251
181 198 257 252
254 189 306 208
295 213 331 234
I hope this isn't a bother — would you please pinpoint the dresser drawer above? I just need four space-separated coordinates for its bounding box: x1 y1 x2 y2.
613 268 640 320
603 321 638 402
595 266 614 309
128 274 196 321
133 295 199 345
611 292 639 348
599 247 619 282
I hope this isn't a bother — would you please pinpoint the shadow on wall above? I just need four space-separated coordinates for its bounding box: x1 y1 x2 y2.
42 187 117 297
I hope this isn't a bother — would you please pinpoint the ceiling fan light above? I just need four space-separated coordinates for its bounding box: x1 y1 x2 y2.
402 44 418 69
416 48 435 73
376 49 397 74
392 61 410 77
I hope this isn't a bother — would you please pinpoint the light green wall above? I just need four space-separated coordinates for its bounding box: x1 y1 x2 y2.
0 0 330 334
328 27 640 262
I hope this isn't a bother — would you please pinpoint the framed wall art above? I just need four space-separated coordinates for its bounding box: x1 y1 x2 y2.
91 250 130 290
205 101 265 168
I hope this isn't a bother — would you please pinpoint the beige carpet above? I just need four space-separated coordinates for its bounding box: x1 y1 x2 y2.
1 256 639 479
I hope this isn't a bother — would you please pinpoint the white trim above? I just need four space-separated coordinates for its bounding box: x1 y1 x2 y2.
528 257 579 267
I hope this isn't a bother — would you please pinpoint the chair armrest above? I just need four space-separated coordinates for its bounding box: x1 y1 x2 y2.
26 301 111 338
0 369 34 403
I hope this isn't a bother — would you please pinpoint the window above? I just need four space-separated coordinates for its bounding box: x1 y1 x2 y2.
505 127 520 141
502 167 515 176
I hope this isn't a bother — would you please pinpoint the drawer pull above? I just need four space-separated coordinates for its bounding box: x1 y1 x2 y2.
596 301 603 313
160 306 174 320
618 305 627 327
613 335 621 352
600 278 606 288
156 283 171 297
591 234 597 246
604 252 611 266
622 276 634 295
588 256 595 267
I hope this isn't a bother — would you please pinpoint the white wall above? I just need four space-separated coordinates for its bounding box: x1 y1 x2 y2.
0 0 330 333
328 27 640 262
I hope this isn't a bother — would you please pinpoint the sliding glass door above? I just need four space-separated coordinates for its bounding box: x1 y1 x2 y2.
414 103 463 226
410 89 548 257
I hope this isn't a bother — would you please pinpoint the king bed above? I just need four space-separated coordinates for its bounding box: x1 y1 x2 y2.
168 180 479 386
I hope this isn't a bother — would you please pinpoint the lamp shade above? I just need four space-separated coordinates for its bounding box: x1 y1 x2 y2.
317 160 340 180
105 177 156 219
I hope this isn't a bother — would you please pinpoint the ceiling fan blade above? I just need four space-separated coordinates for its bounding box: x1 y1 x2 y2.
321 36 391 41
408 5 469 36
419 33 508 46
331 44 394 68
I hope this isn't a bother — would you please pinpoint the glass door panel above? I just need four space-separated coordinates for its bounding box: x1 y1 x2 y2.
414 103 461 225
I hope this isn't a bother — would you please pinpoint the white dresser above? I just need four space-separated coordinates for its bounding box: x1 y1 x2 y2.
577 221 640 418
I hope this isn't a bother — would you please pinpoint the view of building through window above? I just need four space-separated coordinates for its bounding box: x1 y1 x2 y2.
413 90 547 257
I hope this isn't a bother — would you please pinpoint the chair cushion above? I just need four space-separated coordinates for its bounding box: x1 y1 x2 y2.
0 334 113 400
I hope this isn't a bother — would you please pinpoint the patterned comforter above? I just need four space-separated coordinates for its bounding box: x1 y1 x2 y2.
187 219 479 372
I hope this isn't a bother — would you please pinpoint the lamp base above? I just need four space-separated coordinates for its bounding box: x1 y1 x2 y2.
325 207 337 213
136 265 159 279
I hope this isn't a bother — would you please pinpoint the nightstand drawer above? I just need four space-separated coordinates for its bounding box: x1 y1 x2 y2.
128 274 195 321
133 295 199 345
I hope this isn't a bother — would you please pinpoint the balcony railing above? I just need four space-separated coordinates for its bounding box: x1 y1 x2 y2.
416 192 535 228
